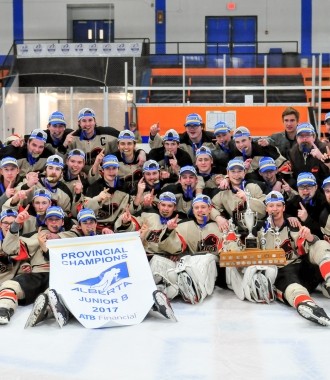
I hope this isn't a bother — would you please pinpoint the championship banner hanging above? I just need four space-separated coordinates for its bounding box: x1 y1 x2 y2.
16 42 143 58
48 232 156 328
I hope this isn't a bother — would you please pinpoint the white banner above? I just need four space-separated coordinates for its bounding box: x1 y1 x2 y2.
17 42 143 58
48 232 156 328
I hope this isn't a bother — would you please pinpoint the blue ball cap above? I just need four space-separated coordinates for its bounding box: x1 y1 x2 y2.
102 154 119 169
29 129 47 143
233 127 251 139
33 189 52 201
0 156 18 168
77 208 97 223
143 160 160 172
259 157 277 173
322 176 330 189
196 146 213 158
159 191 177 204
265 191 285 205
297 172 317 187
48 111 66 126
213 121 231 135
45 206 65 220
184 113 203 127
163 129 180 143
227 158 245 171
0 208 18 221
296 122 315 136
192 194 211 206
78 108 96 121
46 155 64 168
179 165 197 177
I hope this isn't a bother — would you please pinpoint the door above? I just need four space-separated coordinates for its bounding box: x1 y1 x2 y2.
205 16 257 67
73 20 114 43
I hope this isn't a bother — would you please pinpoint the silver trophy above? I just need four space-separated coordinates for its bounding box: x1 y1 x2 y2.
240 189 258 248
263 214 281 249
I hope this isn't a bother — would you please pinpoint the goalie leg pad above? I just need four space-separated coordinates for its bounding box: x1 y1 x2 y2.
176 254 217 303
226 267 245 301
242 265 277 303
149 255 177 285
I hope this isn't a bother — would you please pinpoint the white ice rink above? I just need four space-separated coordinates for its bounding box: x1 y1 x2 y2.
1 287 329 380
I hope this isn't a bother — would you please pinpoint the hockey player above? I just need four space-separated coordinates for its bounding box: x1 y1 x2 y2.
0 156 24 210
13 154 74 217
25 208 177 327
149 194 223 304
288 122 330 186
115 191 185 257
0 209 32 284
0 206 67 324
58 108 119 172
0 129 54 176
230 126 288 182
285 172 327 238
148 129 193 183
211 158 266 232
227 191 330 326
149 113 215 160
83 154 130 231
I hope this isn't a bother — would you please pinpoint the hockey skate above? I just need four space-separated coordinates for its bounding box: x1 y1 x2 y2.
152 290 177 322
48 289 70 328
0 307 13 325
25 293 50 328
297 301 330 327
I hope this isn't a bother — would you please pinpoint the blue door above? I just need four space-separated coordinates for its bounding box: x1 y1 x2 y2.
205 16 257 67
73 20 114 43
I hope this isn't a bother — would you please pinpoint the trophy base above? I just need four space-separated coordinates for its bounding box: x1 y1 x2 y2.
219 248 287 268
245 237 258 249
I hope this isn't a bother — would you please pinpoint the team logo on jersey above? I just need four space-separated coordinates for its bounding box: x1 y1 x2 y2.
74 262 130 292
197 234 221 253
146 229 162 244
97 203 120 220
280 239 295 260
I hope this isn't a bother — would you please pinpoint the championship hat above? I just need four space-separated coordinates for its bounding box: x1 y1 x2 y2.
227 158 245 171
264 191 285 205
159 192 177 204
163 129 180 143
0 208 18 221
45 206 65 220
102 154 119 169
78 108 96 121
0 156 18 168
179 165 197 177
143 160 160 172
297 172 317 187
48 111 66 126
29 129 47 143
259 157 277 173
184 113 203 127
77 208 97 223
46 155 64 168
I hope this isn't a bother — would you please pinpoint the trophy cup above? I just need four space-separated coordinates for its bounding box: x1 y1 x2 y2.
239 190 258 248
